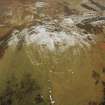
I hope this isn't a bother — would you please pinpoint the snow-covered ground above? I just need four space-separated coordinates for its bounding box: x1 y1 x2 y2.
8 17 96 52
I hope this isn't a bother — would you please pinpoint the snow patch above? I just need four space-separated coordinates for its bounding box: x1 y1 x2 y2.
8 17 96 52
